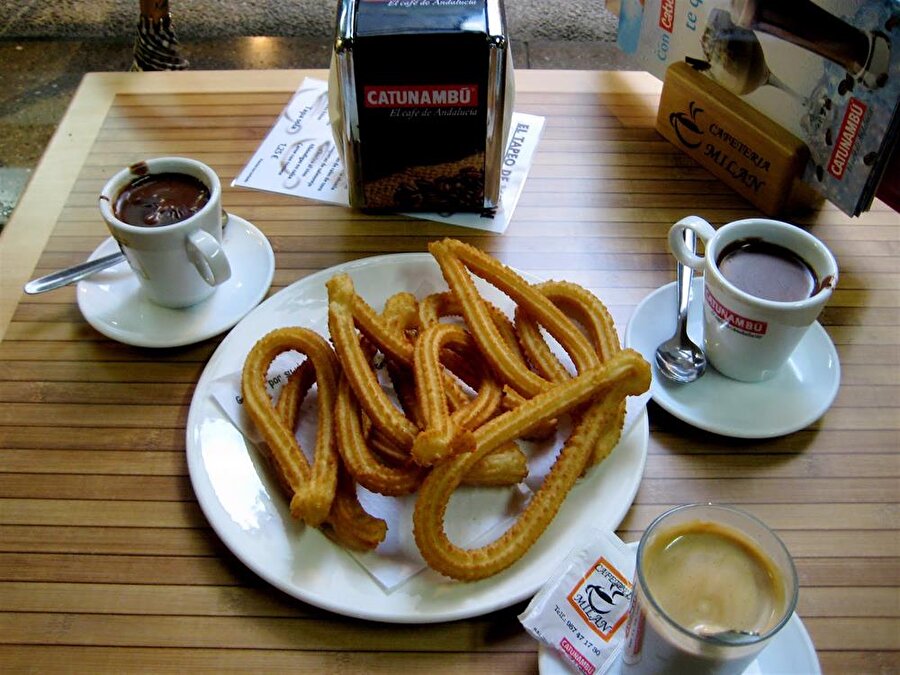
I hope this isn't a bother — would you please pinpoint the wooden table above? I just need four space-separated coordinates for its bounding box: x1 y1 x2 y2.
1 69 897 673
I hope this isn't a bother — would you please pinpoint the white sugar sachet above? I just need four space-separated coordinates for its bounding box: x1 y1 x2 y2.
520 530 635 675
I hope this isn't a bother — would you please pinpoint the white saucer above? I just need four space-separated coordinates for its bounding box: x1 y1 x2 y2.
538 612 821 675
624 278 840 438
77 214 274 348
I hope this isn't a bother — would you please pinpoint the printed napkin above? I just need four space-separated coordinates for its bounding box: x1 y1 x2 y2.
232 77 544 234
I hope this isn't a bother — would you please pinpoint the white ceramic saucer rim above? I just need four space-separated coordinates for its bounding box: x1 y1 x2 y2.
624 278 841 438
76 214 274 348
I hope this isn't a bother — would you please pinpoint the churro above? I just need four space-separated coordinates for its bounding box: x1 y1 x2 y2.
515 279 627 466
237 239 650 580
429 238 597 397
412 322 477 465
335 375 425 496
327 274 420 451
241 327 341 528
413 350 651 580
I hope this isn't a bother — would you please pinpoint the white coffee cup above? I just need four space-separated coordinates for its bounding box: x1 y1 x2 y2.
99 157 231 308
668 216 838 382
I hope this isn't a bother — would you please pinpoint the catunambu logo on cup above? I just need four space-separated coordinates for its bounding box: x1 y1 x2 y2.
705 287 768 337
567 556 632 642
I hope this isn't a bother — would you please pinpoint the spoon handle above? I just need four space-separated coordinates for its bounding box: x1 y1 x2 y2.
22 213 230 296
676 228 697 325
23 251 127 295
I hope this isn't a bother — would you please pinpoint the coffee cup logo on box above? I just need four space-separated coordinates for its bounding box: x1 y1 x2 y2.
329 0 513 213
668 215 838 382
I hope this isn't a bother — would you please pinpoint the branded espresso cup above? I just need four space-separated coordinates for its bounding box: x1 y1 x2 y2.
99 157 231 308
668 216 838 381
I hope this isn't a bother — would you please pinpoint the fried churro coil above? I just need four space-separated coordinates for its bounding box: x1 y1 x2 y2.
345 277 418 366
449 356 503 432
322 467 388 551
275 359 317 429
412 349 651 581
327 275 420 451
241 327 341 528
328 274 483 449
381 292 426 428
335 375 425 496
429 238 598 398
336 364 523 490
355 285 475 414
263 348 386 550
516 280 627 466
340 286 518 485
411 323 478 466
515 280 618 380
419 291 528 368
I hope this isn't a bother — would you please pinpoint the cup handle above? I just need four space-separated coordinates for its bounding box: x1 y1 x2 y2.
186 230 231 286
668 215 716 270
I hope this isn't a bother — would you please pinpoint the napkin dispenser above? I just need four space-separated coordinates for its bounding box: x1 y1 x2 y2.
329 0 513 212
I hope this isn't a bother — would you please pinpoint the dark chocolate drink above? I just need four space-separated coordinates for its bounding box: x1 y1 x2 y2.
717 238 817 302
114 172 210 227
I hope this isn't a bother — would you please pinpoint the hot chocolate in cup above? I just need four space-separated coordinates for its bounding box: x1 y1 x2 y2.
98 157 231 308
623 504 798 675
668 216 838 382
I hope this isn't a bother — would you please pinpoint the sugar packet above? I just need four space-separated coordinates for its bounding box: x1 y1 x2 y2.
519 530 635 675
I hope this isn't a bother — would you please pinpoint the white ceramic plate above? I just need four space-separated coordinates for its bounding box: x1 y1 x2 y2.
538 611 820 674
624 278 840 438
77 214 274 348
186 253 649 622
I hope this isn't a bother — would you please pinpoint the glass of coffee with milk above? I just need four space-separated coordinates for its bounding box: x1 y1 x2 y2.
623 503 798 675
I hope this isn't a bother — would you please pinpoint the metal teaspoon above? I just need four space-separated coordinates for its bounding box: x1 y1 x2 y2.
697 628 762 646
654 228 707 383
23 251 127 295
23 211 230 295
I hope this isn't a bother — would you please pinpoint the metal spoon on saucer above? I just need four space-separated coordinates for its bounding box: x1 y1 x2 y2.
697 628 761 646
23 211 230 295
23 251 127 295
655 228 707 383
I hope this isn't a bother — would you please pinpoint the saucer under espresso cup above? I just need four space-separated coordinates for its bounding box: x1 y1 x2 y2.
624 277 840 438
668 216 838 383
98 157 231 308
77 213 274 348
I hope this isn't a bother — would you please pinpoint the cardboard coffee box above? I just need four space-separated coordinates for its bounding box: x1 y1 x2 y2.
330 0 513 212
616 0 900 217
657 62 820 216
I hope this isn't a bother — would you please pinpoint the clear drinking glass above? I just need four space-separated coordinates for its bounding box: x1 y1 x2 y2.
622 503 798 675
